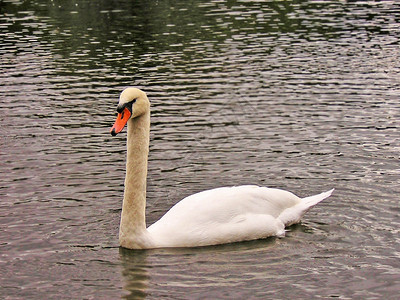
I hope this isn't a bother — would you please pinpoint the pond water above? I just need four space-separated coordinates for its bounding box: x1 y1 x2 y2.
1 0 399 298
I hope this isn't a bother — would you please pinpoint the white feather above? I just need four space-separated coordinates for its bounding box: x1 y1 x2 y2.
147 186 333 247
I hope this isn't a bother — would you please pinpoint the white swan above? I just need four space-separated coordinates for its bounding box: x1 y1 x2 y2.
110 87 333 249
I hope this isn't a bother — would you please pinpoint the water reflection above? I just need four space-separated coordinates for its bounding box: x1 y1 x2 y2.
119 248 149 299
119 237 279 298
119 237 278 298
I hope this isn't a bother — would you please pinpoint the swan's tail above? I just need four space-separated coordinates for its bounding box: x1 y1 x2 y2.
301 188 334 208
279 189 334 226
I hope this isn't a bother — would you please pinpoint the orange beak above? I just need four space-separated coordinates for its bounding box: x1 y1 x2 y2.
110 107 132 136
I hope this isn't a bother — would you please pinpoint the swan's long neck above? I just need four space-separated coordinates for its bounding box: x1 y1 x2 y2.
119 111 152 249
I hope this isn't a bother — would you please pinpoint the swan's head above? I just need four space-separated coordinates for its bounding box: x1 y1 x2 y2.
110 88 150 136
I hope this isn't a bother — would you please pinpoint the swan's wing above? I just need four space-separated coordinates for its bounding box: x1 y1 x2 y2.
147 185 302 247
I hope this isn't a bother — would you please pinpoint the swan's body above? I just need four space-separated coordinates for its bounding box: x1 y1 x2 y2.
111 88 333 249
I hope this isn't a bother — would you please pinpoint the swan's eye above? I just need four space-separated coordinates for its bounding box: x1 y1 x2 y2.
125 100 135 112
116 99 135 114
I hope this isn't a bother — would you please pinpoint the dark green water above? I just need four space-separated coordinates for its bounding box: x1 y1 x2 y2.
1 0 399 299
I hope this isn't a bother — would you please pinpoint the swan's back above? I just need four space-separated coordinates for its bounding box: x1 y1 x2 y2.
147 185 332 248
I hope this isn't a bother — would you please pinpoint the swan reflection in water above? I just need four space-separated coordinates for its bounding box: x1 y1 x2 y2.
118 224 318 298
119 248 149 299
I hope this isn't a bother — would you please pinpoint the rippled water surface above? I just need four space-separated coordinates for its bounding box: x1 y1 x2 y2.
1 0 399 298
